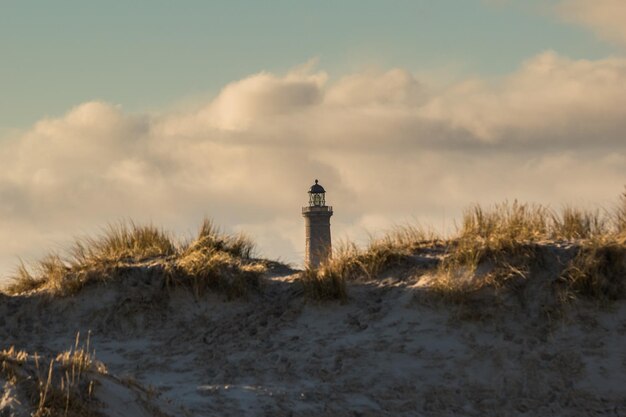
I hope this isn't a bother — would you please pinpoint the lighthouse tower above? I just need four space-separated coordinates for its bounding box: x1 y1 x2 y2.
302 179 333 267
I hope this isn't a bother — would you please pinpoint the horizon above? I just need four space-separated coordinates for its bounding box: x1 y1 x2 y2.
2 0 626 281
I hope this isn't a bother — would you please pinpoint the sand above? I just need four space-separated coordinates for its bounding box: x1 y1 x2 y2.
0 260 625 416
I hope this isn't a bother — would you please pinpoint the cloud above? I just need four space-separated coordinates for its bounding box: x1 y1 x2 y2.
1 53 626 279
163 63 327 133
421 51 626 145
556 0 626 46
326 69 426 107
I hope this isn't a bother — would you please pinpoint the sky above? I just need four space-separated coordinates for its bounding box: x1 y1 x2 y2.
1 0 626 280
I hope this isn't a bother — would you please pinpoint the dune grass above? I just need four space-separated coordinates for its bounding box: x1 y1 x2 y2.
338 225 438 278
561 238 626 304
4 193 626 306
443 201 617 272
443 201 607 271
189 219 256 259
434 201 554 304
165 220 264 299
300 225 438 300
617 187 626 235
0 333 106 417
301 263 348 302
551 206 608 241
70 222 176 266
303 195 626 306
4 219 265 298
302 201 613 302
432 200 626 307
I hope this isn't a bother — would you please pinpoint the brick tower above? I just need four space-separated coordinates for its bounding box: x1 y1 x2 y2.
302 179 333 267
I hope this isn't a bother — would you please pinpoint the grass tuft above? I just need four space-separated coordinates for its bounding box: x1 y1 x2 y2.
562 238 626 304
300 262 348 302
190 219 255 259
617 187 626 235
299 225 438 301
164 219 264 299
70 222 176 266
439 201 546 277
459 201 550 244
1 333 106 417
327 226 438 281
431 198 626 310
4 218 265 299
551 206 608 240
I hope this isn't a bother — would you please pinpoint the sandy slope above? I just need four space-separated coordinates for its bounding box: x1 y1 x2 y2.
0 259 625 416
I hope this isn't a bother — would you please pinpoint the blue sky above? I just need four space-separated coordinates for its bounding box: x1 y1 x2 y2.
0 0 617 131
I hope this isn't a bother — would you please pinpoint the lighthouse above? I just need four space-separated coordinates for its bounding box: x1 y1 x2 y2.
302 179 333 267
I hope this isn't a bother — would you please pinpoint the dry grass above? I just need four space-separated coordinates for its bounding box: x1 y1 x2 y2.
4 218 265 298
442 201 614 272
561 238 626 304
8 260 52 294
5 223 175 296
340 226 438 279
299 225 438 301
617 187 626 235
440 202 542 285
301 263 348 302
5 192 626 308
188 219 256 259
374 224 439 253
551 206 608 240
163 219 264 299
0 333 106 417
70 222 176 266
457 201 609 245
459 201 550 244
300 202 594 305
430 200 624 308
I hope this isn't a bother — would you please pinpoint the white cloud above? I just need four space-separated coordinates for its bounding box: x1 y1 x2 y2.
162 63 327 133
1 53 626 280
421 51 626 144
326 69 426 107
556 0 626 46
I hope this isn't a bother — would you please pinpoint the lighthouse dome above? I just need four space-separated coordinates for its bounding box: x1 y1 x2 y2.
308 179 325 194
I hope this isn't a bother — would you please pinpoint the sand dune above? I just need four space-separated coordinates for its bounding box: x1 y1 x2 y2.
1 245 625 416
